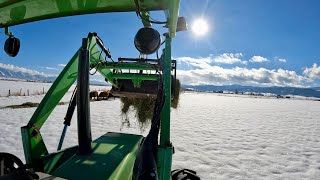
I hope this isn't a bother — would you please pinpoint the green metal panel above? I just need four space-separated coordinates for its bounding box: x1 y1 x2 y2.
140 11 152 27
158 37 173 179
157 147 173 180
166 0 181 37
21 127 32 163
110 73 158 80
42 146 78 174
87 36 118 87
0 0 181 38
160 37 172 147
103 62 159 71
21 126 48 164
28 49 79 128
0 0 166 27
52 132 143 180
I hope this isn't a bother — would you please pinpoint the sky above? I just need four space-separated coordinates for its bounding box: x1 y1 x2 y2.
0 0 320 87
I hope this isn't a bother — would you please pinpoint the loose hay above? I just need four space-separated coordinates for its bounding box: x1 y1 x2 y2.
120 79 181 131
2 101 66 109
171 79 181 109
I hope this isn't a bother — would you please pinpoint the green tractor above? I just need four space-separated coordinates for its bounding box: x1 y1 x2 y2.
0 0 199 179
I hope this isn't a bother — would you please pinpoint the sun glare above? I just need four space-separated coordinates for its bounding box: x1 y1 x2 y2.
191 18 209 36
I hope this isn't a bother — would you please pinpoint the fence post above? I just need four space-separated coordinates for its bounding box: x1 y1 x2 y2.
27 89 29 96
8 89 10 96
43 87 45 94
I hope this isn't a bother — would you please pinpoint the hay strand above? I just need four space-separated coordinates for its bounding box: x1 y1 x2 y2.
120 79 181 131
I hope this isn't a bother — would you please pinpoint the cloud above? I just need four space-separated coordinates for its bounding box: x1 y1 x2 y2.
0 63 56 77
277 58 287 63
178 67 310 87
58 64 66 67
176 56 212 69
45 67 59 70
303 63 320 79
176 56 312 87
213 53 245 64
250 56 269 63
176 53 247 68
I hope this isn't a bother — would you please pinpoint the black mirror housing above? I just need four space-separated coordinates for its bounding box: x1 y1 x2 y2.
134 27 161 55
4 36 20 57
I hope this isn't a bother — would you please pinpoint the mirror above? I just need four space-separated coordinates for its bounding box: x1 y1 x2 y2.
4 36 20 57
176 17 188 32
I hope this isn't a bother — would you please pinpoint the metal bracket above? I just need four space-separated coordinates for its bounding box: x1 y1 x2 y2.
4 27 12 36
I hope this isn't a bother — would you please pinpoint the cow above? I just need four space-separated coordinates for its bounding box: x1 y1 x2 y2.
89 91 98 100
98 91 110 100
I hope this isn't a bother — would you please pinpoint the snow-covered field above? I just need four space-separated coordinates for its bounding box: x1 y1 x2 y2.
171 93 320 179
0 80 109 97
0 81 320 179
0 80 52 97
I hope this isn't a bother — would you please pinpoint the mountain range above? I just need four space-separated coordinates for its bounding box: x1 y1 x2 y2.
0 65 56 82
183 84 320 98
312 87 320 91
0 63 108 85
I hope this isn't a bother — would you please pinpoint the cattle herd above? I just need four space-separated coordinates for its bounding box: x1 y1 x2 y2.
89 90 114 101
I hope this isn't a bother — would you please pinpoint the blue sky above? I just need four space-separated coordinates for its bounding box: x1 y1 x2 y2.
0 0 319 87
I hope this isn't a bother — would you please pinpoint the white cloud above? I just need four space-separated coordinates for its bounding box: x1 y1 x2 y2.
213 53 245 64
303 63 320 79
242 61 248 65
176 56 212 69
45 67 58 70
0 63 56 77
58 64 66 67
176 56 312 87
178 67 310 87
250 56 269 63
277 58 287 63
176 53 247 68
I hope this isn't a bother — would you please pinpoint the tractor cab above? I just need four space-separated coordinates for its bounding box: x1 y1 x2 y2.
0 0 199 179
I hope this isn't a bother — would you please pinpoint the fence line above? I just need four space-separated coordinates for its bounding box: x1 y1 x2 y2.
4 87 47 97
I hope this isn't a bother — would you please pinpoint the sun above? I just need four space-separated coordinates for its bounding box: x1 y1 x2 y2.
191 18 209 36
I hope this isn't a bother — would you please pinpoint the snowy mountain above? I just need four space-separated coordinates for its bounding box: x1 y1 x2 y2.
183 84 320 98
0 63 56 82
312 87 320 91
0 63 109 85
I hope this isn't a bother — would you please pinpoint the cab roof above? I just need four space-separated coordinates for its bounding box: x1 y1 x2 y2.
0 0 180 37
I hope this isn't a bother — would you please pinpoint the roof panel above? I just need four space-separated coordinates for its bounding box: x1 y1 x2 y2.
0 0 166 27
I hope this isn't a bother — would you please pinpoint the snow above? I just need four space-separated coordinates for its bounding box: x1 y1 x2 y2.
171 93 320 179
0 80 110 107
0 80 52 97
0 80 110 97
1 82 320 179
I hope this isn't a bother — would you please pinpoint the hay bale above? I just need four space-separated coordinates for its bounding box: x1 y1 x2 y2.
120 79 181 131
